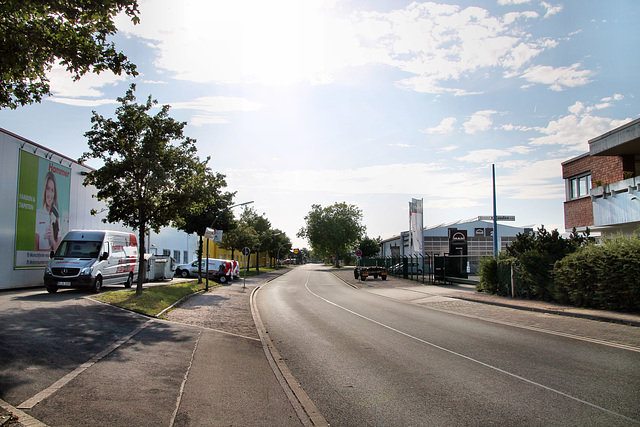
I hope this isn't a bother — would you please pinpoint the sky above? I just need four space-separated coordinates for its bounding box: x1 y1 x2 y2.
2 0 639 249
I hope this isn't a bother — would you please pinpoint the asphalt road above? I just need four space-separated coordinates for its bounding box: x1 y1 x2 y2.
0 279 302 427
255 264 640 426
0 286 200 425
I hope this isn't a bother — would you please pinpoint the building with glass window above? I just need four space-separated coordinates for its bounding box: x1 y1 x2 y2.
380 218 527 258
562 118 640 236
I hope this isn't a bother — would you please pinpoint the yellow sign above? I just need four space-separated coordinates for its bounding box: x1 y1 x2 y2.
294 249 299 254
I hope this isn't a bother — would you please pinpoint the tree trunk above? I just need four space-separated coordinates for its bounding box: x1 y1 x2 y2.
197 235 203 284
136 223 147 296
256 250 260 274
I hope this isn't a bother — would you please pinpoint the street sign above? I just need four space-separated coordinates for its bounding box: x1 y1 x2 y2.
205 228 223 242
478 215 515 221
242 247 251 256
355 249 362 257
294 248 299 254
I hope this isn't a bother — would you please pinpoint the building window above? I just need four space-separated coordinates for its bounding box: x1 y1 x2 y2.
568 173 591 200
184 251 188 264
173 250 180 263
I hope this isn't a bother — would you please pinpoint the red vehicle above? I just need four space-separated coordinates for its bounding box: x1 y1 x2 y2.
206 259 240 283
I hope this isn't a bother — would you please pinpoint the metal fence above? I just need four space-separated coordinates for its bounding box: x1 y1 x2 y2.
361 254 484 285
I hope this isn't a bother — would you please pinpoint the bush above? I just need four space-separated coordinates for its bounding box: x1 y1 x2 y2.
498 226 592 300
478 257 498 293
554 236 640 312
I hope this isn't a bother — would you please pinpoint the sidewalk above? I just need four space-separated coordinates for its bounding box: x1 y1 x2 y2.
165 267 308 427
331 267 640 327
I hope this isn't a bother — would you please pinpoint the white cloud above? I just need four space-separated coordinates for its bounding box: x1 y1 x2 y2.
463 110 497 134
439 145 459 152
189 115 230 126
169 97 264 113
46 97 118 107
456 149 511 163
568 101 585 115
117 0 344 86
456 145 532 163
529 114 633 152
226 162 492 202
498 0 533 5
541 2 563 18
117 0 559 95
421 117 457 134
520 63 593 91
500 123 536 131
168 96 264 126
46 64 127 98
499 159 565 199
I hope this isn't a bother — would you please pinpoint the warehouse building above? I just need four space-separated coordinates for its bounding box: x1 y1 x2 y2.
0 128 198 290
380 217 527 259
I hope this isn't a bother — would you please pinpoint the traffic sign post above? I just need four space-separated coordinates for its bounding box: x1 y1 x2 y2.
242 247 250 289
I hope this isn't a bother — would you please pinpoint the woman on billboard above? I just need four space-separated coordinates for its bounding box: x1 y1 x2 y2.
35 171 62 251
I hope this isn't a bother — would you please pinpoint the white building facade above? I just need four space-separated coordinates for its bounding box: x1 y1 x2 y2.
380 218 527 259
0 128 199 290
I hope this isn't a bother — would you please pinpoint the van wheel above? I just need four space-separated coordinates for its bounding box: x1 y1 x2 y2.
180 269 189 278
124 273 133 288
92 276 103 293
218 275 228 284
46 285 58 294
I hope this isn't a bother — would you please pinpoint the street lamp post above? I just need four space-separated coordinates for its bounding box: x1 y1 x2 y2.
204 200 253 291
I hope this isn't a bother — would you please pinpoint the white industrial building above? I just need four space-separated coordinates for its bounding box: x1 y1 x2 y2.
380 218 528 258
0 128 199 290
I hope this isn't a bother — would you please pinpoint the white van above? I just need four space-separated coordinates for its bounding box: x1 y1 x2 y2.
175 258 238 283
44 230 138 293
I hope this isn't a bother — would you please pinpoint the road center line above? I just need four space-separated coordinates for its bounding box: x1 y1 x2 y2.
304 273 639 424
18 319 153 409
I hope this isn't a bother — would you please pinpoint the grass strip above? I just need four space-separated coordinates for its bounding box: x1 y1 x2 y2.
94 280 210 317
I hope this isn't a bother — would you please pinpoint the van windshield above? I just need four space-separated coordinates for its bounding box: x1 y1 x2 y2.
55 240 103 258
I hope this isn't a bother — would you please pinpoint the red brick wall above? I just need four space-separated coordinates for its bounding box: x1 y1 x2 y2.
563 154 625 185
564 198 594 229
563 155 593 179
592 156 625 185
562 153 629 229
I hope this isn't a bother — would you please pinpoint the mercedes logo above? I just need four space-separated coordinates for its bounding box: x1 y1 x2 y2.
63 269 68 275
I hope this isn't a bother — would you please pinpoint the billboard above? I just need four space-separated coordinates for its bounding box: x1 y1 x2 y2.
15 150 71 268
409 198 423 256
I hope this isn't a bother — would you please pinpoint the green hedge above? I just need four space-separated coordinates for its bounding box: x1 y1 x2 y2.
554 236 640 312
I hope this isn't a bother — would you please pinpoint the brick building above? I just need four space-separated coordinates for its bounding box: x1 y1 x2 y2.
562 118 640 236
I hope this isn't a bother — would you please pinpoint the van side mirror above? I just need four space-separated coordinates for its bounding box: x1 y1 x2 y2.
100 252 109 261
50 250 55 259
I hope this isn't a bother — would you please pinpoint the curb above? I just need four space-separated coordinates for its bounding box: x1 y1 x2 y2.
330 269 640 327
0 398 47 427
251 275 329 427
452 295 640 327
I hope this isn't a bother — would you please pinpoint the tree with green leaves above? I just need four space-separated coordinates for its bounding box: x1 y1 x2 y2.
359 236 381 258
172 161 235 283
241 207 272 273
265 229 291 268
219 220 258 265
298 202 365 267
80 84 202 295
1 0 140 109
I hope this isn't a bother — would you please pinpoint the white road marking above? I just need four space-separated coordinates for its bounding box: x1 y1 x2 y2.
18 320 153 409
304 272 639 424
